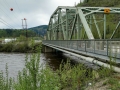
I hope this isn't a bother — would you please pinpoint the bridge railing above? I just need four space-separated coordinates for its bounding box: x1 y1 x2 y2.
43 40 120 59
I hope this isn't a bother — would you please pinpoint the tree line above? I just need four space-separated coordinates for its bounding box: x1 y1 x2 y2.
0 29 38 38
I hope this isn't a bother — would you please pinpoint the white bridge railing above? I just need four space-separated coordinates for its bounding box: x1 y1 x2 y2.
43 40 120 60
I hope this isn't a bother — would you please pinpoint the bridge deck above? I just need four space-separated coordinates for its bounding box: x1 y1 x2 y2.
43 40 120 64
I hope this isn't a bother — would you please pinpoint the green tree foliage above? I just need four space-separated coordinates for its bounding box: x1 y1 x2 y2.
0 30 7 37
0 25 47 38
78 0 120 7
0 29 36 38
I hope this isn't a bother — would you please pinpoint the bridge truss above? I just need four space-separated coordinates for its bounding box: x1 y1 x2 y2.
46 6 120 40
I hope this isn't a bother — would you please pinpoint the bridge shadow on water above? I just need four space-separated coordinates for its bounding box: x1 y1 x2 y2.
42 52 78 71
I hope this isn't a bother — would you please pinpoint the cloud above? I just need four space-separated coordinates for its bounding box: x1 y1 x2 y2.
0 0 81 29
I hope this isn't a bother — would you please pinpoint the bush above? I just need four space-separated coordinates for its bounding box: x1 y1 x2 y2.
12 42 29 53
0 40 42 53
1 42 13 52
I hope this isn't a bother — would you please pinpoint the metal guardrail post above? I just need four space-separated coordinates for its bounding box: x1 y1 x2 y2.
94 40 95 54
107 40 108 56
85 40 86 52
77 40 78 50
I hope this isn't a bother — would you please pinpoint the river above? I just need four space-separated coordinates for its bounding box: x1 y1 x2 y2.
0 53 65 78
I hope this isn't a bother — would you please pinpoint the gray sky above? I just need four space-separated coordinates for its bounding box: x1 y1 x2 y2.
0 0 82 29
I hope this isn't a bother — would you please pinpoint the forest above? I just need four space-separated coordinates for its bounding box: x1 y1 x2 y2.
0 25 47 38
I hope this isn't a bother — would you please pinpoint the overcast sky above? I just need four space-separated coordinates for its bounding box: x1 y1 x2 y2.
0 0 83 29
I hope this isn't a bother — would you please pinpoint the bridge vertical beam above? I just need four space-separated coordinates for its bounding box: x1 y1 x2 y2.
53 16 57 40
47 29 49 40
51 19 56 40
104 14 106 39
60 10 67 40
70 14 77 40
52 16 55 40
47 26 50 40
78 8 94 39
56 9 60 40
77 14 80 39
80 23 83 39
66 9 69 40
58 9 61 40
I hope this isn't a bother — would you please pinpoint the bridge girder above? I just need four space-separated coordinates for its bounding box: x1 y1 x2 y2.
46 6 120 40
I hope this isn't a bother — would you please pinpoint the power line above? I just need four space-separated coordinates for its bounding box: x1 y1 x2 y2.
4 0 11 8
0 7 20 28
0 18 15 29
14 0 22 13
0 21 13 29
0 0 22 28
14 0 25 29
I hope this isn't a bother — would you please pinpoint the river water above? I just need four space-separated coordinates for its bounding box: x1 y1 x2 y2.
0 53 65 78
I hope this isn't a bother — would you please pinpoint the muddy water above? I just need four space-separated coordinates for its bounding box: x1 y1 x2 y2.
0 53 65 78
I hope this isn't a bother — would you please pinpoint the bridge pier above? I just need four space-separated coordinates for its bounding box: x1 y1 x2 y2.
43 45 55 53
43 45 62 53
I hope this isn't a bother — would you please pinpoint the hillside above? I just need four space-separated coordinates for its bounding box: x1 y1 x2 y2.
77 0 120 7
29 25 48 37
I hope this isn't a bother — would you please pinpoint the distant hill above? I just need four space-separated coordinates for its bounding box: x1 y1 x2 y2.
28 25 48 37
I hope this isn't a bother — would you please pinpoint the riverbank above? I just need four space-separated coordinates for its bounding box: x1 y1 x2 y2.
0 40 42 53
85 73 120 90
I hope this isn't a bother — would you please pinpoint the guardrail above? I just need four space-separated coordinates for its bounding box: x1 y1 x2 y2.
43 40 120 59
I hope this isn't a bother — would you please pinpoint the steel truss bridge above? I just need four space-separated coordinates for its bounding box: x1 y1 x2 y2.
43 6 120 72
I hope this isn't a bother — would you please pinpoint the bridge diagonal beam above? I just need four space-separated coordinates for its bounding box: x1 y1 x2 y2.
77 8 94 39
110 21 120 39
69 14 77 40
51 19 56 40
92 14 102 39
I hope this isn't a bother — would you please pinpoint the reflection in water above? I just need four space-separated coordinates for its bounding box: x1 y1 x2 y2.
43 53 67 70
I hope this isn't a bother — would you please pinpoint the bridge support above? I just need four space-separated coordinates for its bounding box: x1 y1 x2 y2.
43 45 55 53
47 6 120 40
43 45 62 53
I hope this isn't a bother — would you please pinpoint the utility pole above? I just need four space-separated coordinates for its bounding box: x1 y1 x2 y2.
24 18 27 38
21 19 24 29
21 18 28 52
21 18 27 38
74 2 76 6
